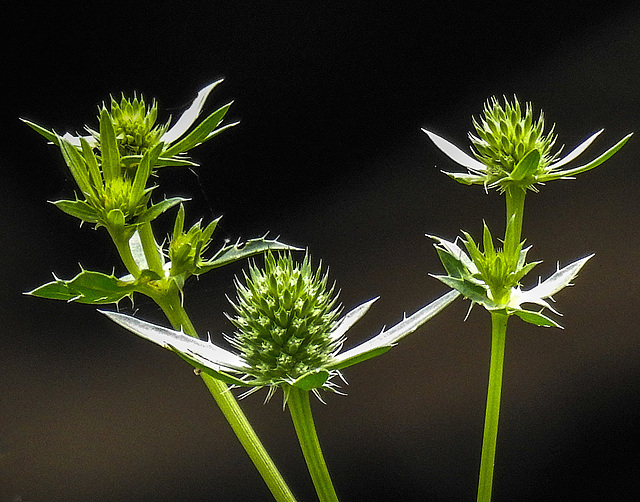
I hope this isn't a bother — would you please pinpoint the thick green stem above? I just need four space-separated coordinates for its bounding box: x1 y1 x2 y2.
504 186 526 259
287 386 339 502
154 291 297 502
477 311 508 502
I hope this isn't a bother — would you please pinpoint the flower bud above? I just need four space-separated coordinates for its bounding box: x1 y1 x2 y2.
105 94 167 157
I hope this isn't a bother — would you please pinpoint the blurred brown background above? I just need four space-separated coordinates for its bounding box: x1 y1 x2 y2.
2 2 640 501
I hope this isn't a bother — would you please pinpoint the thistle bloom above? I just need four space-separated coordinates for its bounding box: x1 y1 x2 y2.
423 96 631 192
103 253 459 402
22 81 236 231
23 80 237 169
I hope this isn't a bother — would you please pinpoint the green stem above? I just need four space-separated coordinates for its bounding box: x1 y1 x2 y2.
504 186 526 259
287 386 339 502
155 291 297 502
137 221 165 275
477 311 508 502
110 229 141 278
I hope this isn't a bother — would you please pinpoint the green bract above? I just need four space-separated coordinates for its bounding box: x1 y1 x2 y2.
429 231 592 328
102 253 460 402
423 96 632 192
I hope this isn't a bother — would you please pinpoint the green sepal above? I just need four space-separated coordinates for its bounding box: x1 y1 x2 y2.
121 155 197 168
510 149 540 181
27 269 136 304
57 135 95 199
133 196 190 225
196 236 303 275
80 137 103 189
131 143 163 205
51 199 100 223
510 308 561 328
329 346 391 371
291 370 330 391
434 246 469 279
443 171 485 185
162 102 233 158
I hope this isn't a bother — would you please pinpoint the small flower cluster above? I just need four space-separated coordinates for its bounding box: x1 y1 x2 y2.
23 81 235 234
430 230 591 328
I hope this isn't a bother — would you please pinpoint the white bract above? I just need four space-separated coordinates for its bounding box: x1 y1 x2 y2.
422 127 631 189
101 290 459 395
62 80 227 147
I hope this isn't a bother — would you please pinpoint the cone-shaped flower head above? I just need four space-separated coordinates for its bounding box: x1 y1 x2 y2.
423 96 632 192
105 94 167 157
227 252 342 399
470 96 557 187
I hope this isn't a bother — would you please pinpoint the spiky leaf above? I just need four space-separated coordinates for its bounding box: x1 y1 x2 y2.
28 270 136 304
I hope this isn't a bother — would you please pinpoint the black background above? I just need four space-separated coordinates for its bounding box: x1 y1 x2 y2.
3 2 640 501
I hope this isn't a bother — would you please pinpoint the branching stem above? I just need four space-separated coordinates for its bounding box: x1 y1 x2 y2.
119 226 297 502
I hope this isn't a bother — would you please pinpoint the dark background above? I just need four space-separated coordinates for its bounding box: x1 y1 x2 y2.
3 2 640 501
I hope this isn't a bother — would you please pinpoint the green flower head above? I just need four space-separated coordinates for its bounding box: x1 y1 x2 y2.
423 96 631 192
22 81 238 230
105 93 167 157
227 252 342 400
469 96 558 186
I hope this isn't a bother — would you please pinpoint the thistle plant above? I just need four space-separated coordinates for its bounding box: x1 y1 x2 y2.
423 96 632 501
24 82 301 502
104 252 459 501
25 81 460 501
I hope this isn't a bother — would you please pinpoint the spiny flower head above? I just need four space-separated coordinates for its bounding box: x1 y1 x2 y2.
227 252 342 400
422 97 632 192
470 96 558 185
102 259 461 405
104 94 168 157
